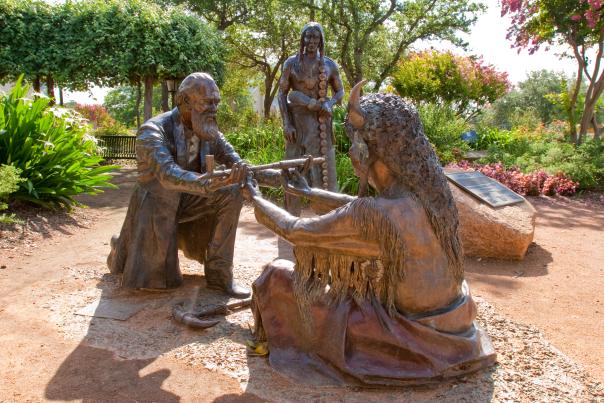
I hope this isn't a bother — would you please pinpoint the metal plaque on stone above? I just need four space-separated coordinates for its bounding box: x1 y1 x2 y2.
445 171 525 208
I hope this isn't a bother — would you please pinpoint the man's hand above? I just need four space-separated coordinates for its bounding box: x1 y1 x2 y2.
284 124 296 143
206 162 250 192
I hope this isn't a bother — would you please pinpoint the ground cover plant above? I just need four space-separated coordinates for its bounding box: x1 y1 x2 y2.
470 125 604 190
0 77 116 209
0 164 24 223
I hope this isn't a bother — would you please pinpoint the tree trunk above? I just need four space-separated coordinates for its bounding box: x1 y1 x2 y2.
46 75 55 105
136 82 142 128
263 77 273 119
33 76 41 93
161 81 169 112
143 75 154 122
58 87 64 106
591 114 602 140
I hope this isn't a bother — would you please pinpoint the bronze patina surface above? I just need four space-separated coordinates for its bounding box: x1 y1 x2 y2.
107 73 253 298
278 22 344 215
243 82 496 386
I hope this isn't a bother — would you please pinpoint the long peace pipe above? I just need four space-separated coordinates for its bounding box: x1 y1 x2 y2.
205 156 325 179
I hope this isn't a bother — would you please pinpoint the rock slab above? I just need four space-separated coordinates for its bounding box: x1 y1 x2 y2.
449 181 536 260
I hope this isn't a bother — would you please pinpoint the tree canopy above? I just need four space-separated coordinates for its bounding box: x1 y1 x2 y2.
502 0 604 142
295 0 485 89
0 0 226 119
392 50 510 119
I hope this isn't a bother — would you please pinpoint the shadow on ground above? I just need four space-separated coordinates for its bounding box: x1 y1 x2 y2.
44 272 244 401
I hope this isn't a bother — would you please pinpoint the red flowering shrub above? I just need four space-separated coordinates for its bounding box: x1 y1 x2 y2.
448 161 578 196
74 104 115 129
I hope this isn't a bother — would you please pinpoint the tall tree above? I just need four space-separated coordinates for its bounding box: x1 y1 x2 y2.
293 0 484 89
224 0 302 118
0 0 225 125
502 0 604 143
168 0 257 30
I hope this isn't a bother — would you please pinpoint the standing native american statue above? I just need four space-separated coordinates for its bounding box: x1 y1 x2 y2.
278 22 344 215
243 82 496 386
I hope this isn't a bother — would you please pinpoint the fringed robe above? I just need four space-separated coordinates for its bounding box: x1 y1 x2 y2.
251 196 496 386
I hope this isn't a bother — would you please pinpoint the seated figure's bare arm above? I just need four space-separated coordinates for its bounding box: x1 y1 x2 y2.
251 193 379 258
283 169 356 214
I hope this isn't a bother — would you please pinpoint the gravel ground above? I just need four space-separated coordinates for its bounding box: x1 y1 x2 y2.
41 258 603 402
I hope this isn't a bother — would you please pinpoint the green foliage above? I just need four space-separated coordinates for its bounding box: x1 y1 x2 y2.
480 70 572 130
0 0 226 93
302 0 484 89
479 128 604 189
0 164 24 223
392 50 509 119
0 77 117 209
92 123 134 137
216 65 261 133
502 0 604 141
104 85 163 127
417 103 470 164
224 120 284 198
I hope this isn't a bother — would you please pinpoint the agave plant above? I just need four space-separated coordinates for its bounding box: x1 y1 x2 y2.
0 76 116 209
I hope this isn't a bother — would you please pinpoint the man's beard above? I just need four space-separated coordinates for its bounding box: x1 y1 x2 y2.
191 112 219 141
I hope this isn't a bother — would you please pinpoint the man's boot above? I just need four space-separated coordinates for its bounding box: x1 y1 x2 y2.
205 268 250 299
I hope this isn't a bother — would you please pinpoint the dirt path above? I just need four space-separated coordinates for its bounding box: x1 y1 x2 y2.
465 195 604 382
0 168 602 401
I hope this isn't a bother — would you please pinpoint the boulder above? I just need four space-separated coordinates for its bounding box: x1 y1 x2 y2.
449 181 536 260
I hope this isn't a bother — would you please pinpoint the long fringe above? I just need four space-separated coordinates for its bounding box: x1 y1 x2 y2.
291 198 407 325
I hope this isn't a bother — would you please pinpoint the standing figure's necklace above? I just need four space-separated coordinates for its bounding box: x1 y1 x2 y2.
300 52 330 189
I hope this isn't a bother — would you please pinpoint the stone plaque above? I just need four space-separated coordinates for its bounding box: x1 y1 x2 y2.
445 171 524 208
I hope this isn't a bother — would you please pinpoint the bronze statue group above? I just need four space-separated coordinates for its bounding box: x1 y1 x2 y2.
108 23 496 387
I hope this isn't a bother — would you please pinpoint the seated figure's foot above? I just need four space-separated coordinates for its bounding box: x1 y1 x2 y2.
207 280 251 299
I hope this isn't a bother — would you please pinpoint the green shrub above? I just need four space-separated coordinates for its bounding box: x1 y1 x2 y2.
480 128 604 189
0 164 24 223
225 120 285 199
92 122 134 137
417 103 470 164
0 77 117 209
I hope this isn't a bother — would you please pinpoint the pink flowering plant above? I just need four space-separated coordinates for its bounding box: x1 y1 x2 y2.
392 50 510 120
448 160 579 196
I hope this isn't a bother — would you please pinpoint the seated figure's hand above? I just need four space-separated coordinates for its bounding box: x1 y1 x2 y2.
242 175 262 201
282 168 311 197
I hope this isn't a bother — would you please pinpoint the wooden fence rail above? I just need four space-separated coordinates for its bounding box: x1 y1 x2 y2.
98 135 137 160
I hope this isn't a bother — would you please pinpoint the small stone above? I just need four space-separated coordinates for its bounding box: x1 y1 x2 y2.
320 147 327 154
320 140 327 146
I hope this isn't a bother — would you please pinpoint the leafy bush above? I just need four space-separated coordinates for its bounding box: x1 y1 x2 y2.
93 122 134 137
0 164 24 223
392 50 510 119
0 77 117 209
448 161 578 196
225 120 285 198
479 127 604 189
417 103 470 164
74 104 116 129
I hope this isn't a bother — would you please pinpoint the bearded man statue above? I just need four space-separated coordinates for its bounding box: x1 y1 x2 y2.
107 72 263 298
243 82 496 386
